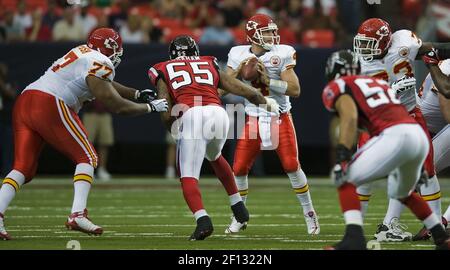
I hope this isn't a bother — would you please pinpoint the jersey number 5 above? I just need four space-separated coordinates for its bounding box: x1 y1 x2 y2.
355 78 400 108
166 62 214 90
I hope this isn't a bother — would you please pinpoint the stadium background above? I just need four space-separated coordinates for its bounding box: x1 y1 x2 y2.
0 0 447 176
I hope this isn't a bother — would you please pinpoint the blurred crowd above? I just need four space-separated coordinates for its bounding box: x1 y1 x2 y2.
0 0 442 48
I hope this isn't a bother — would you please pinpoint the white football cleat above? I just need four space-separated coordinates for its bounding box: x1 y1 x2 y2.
0 213 11 240
304 211 320 235
65 209 103 235
374 218 412 242
225 216 247 234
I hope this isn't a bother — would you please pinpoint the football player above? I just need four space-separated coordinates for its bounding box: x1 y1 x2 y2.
224 13 320 235
353 18 450 242
417 52 450 237
0 28 168 240
322 50 450 250
148 35 278 240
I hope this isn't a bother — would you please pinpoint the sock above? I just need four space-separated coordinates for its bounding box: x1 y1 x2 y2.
383 198 405 225
287 169 315 215
72 163 94 213
356 184 371 218
357 192 370 218
210 155 239 196
0 170 25 215
420 175 442 220
444 205 450 222
235 175 248 204
338 183 363 226
181 177 205 215
194 209 208 221
228 193 242 206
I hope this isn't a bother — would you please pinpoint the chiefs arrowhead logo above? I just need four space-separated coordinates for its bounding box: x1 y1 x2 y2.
376 26 389 38
246 21 258 31
104 38 118 50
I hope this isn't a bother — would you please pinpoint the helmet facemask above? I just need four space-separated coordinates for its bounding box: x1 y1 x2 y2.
353 35 381 62
251 23 280 50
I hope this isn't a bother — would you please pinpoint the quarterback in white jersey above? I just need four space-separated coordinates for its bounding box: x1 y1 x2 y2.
224 13 319 235
353 18 446 242
227 44 295 116
0 28 168 240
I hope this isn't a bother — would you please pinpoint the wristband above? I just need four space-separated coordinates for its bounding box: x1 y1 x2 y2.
134 90 140 100
146 103 152 113
269 79 288 95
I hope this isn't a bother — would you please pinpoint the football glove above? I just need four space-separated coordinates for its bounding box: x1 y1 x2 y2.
422 48 440 66
149 99 169 112
391 75 416 95
332 144 352 187
136 89 157 103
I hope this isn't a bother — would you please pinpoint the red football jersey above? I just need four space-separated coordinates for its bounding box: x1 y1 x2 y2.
322 75 416 136
148 56 222 108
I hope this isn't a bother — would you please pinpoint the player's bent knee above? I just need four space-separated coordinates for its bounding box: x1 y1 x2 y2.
233 163 251 177
282 159 299 173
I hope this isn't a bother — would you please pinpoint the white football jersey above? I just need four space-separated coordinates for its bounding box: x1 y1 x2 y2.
24 45 115 113
227 44 296 117
417 59 450 134
360 30 422 112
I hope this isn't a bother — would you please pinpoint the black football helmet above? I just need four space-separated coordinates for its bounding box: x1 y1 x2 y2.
325 50 361 82
169 35 200 60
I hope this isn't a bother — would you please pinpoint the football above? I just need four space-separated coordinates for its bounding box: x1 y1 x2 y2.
240 57 259 81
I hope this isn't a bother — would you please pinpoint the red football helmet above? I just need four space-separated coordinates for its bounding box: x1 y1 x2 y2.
353 18 392 61
245 14 280 50
87 28 123 67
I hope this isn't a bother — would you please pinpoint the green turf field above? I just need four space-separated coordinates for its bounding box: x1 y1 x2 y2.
0 176 448 250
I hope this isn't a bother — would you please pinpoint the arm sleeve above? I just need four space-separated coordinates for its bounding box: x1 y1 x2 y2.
281 45 297 72
148 63 164 86
322 80 344 112
227 47 241 70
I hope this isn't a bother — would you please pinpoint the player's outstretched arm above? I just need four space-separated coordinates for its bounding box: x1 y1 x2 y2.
218 70 266 106
156 79 175 131
335 95 358 150
112 81 157 103
422 50 450 98
428 65 450 98
112 81 139 100
87 75 164 116
418 42 450 60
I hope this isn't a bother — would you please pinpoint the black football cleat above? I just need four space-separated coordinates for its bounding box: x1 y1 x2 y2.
189 216 214 241
414 217 448 241
325 224 367 250
413 226 431 241
231 201 249 224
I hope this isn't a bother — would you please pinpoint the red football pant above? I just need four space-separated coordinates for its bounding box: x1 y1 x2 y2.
12 90 98 182
233 113 300 176
357 107 435 177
